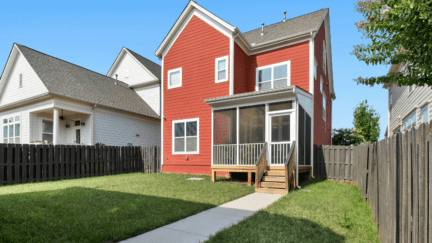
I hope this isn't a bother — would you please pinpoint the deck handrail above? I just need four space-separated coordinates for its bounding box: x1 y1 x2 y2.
284 141 296 193
255 142 268 189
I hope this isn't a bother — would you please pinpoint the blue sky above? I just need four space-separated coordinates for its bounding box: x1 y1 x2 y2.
0 0 389 139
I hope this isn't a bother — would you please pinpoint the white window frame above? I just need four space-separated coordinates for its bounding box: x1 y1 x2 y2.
41 119 54 144
255 60 291 91
167 67 182 89
320 76 323 93
172 118 199 155
215 56 229 83
323 93 326 121
3 115 21 144
323 40 327 75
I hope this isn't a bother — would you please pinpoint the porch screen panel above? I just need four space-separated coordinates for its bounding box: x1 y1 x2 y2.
213 109 237 145
239 105 265 144
42 120 54 144
298 105 305 165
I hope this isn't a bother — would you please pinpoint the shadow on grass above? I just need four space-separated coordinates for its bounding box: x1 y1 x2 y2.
207 210 345 243
0 187 215 243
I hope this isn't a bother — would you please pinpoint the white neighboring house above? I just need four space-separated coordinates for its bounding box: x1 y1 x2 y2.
107 47 161 115
384 62 431 138
0 43 161 146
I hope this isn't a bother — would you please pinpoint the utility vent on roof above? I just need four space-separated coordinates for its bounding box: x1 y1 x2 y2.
261 23 265 36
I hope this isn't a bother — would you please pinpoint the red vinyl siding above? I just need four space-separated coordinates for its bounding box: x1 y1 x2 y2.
163 16 230 175
234 41 310 94
313 24 332 145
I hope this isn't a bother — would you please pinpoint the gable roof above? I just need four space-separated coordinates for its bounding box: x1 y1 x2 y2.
242 9 328 47
124 48 161 80
15 44 159 119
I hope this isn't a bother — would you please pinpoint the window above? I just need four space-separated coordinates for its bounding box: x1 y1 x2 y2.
19 74 23 88
173 118 199 154
168 67 182 89
42 119 53 144
268 101 293 112
215 56 228 83
421 105 428 123
323 93 326 121
3 116 20 144
314 58 317 80
75 120 81 126
125 68 129 78
320 76 323 93
389 92 393 105
403 110 417 129
323 40 327 75
256 61 290 91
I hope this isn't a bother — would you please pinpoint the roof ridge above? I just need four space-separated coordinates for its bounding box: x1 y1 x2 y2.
15 44 129 86
242 8 328 35
125 48 161 68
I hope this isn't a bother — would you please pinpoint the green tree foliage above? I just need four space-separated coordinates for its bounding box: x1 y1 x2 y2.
352 100 380 145
352 0 432 87
332 128 356 145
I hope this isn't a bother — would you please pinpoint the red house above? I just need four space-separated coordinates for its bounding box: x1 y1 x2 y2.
155 1 335 193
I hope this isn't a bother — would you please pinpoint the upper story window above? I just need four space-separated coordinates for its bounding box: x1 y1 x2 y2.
320 76 323 93
323 40 327 75
421 105 428 123
173 118 199 154
323 93 326 121
19 74 23 88
389 92 393 106
314 58 317 80
3 116 20 144
256 61 290 91
168 67 182 89
403 110 416 129
215 56 228 83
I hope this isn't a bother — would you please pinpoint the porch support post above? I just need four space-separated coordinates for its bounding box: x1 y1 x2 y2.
53 108 60 145
236 107 239 165
247 171 252 186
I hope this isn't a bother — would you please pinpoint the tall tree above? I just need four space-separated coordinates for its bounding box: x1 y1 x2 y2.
332 128 356 145
352 0 432 87
352 100 380 145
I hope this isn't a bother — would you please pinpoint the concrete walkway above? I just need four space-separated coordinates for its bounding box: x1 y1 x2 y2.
121 192 283 243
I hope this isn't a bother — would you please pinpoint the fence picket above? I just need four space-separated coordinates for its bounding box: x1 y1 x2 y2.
15 144 21 184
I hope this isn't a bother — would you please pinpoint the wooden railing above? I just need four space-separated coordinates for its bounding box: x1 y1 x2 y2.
213 144 237 165
255 142 268 189
238 143 265 165
284 141 296 193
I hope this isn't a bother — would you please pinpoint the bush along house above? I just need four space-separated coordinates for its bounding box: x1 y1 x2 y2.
155 1 335 194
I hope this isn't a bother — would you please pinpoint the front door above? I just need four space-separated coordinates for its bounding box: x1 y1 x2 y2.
268 113 294 165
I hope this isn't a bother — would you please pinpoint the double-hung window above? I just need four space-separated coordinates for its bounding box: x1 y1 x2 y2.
320 76 323 93
421 105 428 123
256 61 290 91
323 40 327 75
323 93 326 121
215 56 228 83
314 58 317 80
3 116 20 144
168 67 182 89
403 110 416 129
42 119 54 144
173 118 199 154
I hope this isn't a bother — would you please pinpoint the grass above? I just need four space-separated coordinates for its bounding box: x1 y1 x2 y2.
207 179 380 243
0 173 254 243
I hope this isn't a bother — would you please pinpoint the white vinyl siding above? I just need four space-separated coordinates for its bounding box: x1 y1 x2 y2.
172 118 199 154
168 67 182 89
94 108 160 147
134 84 161 116
215 56 228 83
108 51 158 87
256 61 291 91
0 52 48 107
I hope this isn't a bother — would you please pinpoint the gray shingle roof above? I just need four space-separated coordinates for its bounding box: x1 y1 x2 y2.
125 48 161 80
242 9 328 46
16 44 159 119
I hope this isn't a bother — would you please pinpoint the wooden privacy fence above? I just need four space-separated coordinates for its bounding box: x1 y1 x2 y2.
314 122 432 243
0 144 161 186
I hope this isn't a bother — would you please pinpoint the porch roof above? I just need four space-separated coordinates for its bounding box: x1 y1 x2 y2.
205 86 306 108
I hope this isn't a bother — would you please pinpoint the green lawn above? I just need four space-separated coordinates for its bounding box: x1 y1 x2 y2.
207 179 380 243
0 173 254 243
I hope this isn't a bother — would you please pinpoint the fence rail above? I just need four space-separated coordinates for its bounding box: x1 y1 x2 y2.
0 144 161 186
314 122 432 243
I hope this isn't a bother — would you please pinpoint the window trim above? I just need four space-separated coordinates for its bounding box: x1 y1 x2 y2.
167 67 182 89
41 119 54 144
215 56 229 83
255 60 291 91
172 118 200 155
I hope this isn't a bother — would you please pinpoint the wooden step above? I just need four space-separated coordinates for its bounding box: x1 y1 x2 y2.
255 188 288 195
265 170 285 176
260 182 285 189
262 176 285 182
